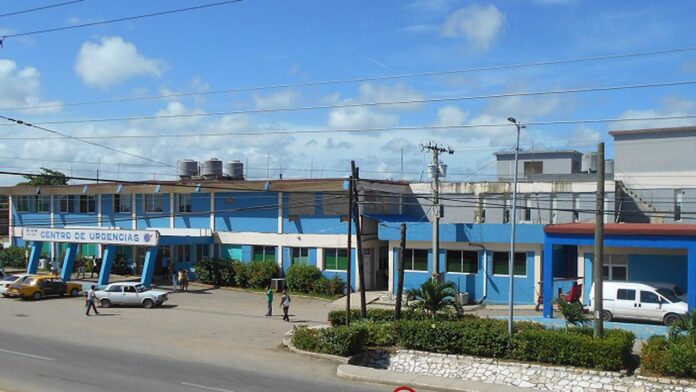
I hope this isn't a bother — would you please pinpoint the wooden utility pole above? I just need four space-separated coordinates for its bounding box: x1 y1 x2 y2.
345 174 353 326
394 223 407 320
594 142 605 338
351 161 367 319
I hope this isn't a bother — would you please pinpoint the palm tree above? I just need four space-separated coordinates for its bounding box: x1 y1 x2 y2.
668 311 696 344
405 279 462 319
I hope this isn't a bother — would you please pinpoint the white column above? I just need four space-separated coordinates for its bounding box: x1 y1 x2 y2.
277 192 283 234
131 194 137 230
388 242 394 293
170 192 175 228
49 195 55 260
209 192 215 230
278 245 284 269
316 248 324 270
97 194 102 227
534 248 542 303
7 195 13 246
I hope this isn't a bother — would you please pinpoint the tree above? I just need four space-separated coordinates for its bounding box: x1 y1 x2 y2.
406 279 462 319
669 311 696 345
555 296 592 331
18 167 69 186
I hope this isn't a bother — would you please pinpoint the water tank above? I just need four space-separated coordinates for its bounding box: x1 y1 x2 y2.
177 159 198 179
605 159 615 175
582 152 599 173
202 158 223 178
225 160 244 179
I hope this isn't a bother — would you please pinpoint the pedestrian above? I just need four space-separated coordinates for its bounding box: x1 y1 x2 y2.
265 285 273 316
85 285 99 316
90 257 98 278
279 289 291 322
77 258 85 279
171 269 178 292
50 258 58 275
177 269 186 292
181 269 189 292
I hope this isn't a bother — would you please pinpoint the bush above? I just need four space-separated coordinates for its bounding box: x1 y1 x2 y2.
327 308 461 326
511 328 635 371
231 261 248 287
353 321 397 346
291 325 367 357
246 260 278 288
641 335 696 378
194 258 235 286
0 247 26 269
286 264 322 293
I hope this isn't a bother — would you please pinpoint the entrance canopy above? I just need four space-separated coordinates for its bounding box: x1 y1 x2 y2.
543 223 696 317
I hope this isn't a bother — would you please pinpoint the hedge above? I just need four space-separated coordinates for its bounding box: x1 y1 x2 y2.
286 264 344 297
0 247 26 269
291 326 367 357
328 308 461 326
246 260 279 288
641 335 696 378
353 321 398 346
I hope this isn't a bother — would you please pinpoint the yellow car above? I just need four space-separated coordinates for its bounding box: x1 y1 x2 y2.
6 275 82 300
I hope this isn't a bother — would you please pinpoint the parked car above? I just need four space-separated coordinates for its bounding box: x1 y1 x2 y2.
95 282 168 309
589 281 688 326
6 275 82 300
0 274 34 297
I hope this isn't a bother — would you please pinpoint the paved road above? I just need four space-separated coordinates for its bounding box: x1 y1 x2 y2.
0 283 405 392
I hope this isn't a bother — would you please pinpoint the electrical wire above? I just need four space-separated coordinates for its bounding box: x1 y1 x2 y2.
0 0 84 18
2 45 696 112
3 80 694 127
2 0 244 39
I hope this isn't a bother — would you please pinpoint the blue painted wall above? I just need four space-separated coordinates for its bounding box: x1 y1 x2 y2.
486 251 535 305
214 192 277 233
136 194 171 229
101 194 133 229
174 193 210 229
379 222 545 244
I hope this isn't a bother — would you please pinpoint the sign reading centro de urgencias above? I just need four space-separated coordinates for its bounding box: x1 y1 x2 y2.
23 227 160 246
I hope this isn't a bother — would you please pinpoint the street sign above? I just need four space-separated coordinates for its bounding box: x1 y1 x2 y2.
22 227 159 246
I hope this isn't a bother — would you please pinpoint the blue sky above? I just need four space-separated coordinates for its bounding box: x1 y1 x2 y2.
0 0 694 184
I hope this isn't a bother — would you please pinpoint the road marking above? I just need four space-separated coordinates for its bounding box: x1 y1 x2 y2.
0 347 55 361
181 382 236 392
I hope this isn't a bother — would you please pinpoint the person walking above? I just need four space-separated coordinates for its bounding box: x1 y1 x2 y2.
181 269 189 292
77 258 85 279
171 269 178 292
265 285 273 316
279 289 291 322
50 258 58 275
90 257 97 278
85 285 99 316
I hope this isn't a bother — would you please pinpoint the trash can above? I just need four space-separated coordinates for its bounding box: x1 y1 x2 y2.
271 278 285 292
458 292 469 305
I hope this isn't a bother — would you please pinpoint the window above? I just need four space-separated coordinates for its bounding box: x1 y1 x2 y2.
59 195 76 213
492 251 527 276
602 254 627 281
113 194 132 213
640 291 660 304
79 195 96 213
253 245 275 262
15 196 31 212
522 197 532 221
144 194 164 213
523 161 543 176
178 194 191 213
291 247 309 265
124 285 137 293
446 250 478 274
572 195 580 222
324 248 348 271
35 195 50 213
675 190 683 221
404 249 428 271
616 289 635 301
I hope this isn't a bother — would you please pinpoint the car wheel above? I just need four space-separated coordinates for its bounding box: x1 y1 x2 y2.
100 298 112 308
142 299 155 309
32 292 42 301
664 313 682 326
70 288 79 297
601 310 613 322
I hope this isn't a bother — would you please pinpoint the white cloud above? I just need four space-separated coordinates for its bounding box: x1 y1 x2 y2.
328 106 398 130
75 36 167 88
358 82 423 111
252 89 300 109
435 105 469 126
566 126 601 148
0 59 61 114
613 96 696 130
441 4 505 51
152 101 206 130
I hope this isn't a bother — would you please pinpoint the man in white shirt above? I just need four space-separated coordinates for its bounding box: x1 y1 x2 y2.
86 285 99 316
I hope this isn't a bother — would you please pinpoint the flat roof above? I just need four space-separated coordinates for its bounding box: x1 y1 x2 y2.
545 223 696 237
493 149 582 156
609 125 696 137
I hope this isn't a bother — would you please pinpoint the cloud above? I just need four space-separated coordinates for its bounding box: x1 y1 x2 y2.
75 36 167 88
152 101 206 130
566 126 601 148
435 105 469 126
253 89 299 109
328 106 398 130
380 137 417 152
325 137 351 149
358 83 423 111
0 59 61 114
612 96 696 130
441 4 505 51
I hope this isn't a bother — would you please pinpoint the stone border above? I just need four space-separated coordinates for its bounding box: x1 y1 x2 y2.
282 327 349 364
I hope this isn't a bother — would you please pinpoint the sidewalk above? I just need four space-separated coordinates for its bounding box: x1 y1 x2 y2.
337 365 536 392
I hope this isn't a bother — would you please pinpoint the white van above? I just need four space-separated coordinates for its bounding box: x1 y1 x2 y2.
589 281 688 326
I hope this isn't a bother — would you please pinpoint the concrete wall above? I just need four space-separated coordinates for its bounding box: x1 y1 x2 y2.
496 152 581 179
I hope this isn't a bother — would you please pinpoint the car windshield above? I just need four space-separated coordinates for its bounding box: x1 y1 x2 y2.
656 288 681 303
135 284 148 293
5 275 19 282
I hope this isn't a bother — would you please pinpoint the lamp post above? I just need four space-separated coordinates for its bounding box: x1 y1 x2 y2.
507 117 524 336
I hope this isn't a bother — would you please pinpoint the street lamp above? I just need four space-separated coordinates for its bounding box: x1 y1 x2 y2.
506 117 524 336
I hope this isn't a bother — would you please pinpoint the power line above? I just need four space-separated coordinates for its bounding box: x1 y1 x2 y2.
3 79 694 126
0 115 173 167
0 0 84 18
3 45 696 112
1 114 694 140
2 0 244 39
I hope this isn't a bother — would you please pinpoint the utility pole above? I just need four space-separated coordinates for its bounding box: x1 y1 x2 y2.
420 142 454 282
394 223 407 320
506 117 525 336
351 161 367 319
594 142 605 338
345 173 353 326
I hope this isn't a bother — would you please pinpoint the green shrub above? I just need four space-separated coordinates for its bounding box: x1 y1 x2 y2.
246 260 278 288
511 328 634 371
111 254 132 275
0 247 26 269
286 264 322 293
641 335 696 378
194 258 236 286
218 261 235 286
231 260 248 287
316 325 367 356
353 321 397 346
291 326 320 352
327 308 461 326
